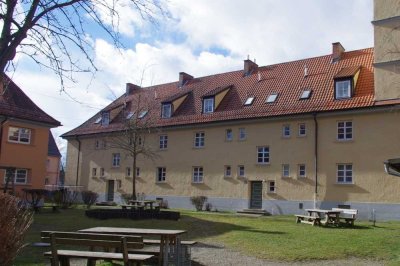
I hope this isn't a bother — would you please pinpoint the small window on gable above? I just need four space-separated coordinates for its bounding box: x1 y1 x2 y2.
203 97 214 113
101 112 110 125
94 117 102 124
266 93 278 103
126 112 134 119
138 110 148 119
244 96 255 106
161 103 172 118
335 79 352 99
300 90 312 99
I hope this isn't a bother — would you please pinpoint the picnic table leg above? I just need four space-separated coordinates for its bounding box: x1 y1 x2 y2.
86 259 96 266
159 235 168 266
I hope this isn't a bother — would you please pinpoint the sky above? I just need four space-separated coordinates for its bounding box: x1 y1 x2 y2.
7 0 374 160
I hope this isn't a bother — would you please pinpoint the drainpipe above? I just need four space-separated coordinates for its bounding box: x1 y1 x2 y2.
75 136 81 187
313 113 318 209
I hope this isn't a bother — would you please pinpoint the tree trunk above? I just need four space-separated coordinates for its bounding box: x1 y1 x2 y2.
132 155 137 200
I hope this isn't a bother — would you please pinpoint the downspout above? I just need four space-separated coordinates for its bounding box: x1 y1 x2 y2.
313 113 318 208
75 136 81 187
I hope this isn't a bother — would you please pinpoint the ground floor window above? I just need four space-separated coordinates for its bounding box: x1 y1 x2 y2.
224 165 231 177
282 164 290 177
337 164 353 183
268 181 276 193
3 169 28 184
157 167 166 182
193 167 203 183
238 165 245 177
298 164 306 178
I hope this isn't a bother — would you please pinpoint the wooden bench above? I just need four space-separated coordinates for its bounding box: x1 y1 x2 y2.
41 231 153 266
295 215 321 226
332 208 358 226
143 239 197 246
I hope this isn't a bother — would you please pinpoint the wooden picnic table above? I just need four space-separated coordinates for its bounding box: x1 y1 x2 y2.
79 226 187 266
305 209 342 226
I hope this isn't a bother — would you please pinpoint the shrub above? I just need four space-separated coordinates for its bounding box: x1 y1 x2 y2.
0 193 33 265
205 202 213 212
190 196 207 211
81 191 99 209
53 188 79 209
121 193 133 204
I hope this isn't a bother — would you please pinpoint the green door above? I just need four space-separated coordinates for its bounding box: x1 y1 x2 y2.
107 180 115 201
250 181 263 209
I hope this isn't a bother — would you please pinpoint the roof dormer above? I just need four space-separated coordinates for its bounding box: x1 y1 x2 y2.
201 85 232 113
334 66 361 100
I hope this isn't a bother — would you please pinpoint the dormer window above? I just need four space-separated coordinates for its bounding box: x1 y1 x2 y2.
335 79 352 99
161 103 172 118
244 96 255 106
266 93 278 103
101 112 110 125
203 97 214 113
300 90 312 99
138 110 148 119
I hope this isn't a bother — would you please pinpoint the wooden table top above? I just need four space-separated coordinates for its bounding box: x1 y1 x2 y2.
305 209 342 214
79 227 186 236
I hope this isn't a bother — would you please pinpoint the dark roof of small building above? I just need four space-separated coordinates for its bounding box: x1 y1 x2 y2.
62 47 392 138
48 131 61 157
0 75 61 126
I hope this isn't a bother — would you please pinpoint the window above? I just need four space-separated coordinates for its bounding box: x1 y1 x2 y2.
136 167 140 177
224 165 232 177
226 129 233 141
337 164 353 183
203 97 214 113
238 165 245 177
5 169 28 184
161 103 172 118
193 167 203 183
298 123 306 137
257 146 270 164
335 80 351 99
266 93 278 103
94 117 102 124
126 167 131 177
282 125 290 137
100 168 105 177
282 164 290 178
268 181 276 193
194 132 205 148
92 168 97 177
138 110 148 119
239 128 246 140
8 127 31 144
102 140 107 149
337 121 353 140
244 96 255 106
101 112 110 125
95 140 100 149
112 153 120 167
117 179 122 189
138 137 142 146
298 164 306 178
300 90 312 99
126 112 134 119
159 135 168 150
157 167 166 182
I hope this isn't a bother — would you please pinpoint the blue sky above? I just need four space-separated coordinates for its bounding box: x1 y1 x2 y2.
8 0 373 159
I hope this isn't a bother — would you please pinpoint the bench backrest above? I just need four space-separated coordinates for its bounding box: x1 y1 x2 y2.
332 208 358 217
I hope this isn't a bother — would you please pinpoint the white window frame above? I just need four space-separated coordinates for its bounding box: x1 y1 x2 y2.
282 164 290 178
298 123 306 137
126 167 131 177
4 169 28 184
224 165 232 177
161 103 172 118
159 135 168 150
136 167 140 177
194 132 205 148
112 153 121 167
239 128 246 140
157 167 166 182
298 164 306 178
337 164 353 184
226 129 233 141
8 127 31 144
337 121 353 141
193 167 204 183
92 168 97 177
257 146 270 164
335 80 351 99
100 168 105 177
268 180 276 193
238 165 245 177
282 125 290 138
203 97 214 113
101 112 110 125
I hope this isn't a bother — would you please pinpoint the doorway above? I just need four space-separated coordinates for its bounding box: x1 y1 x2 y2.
107 180 115 202
250 181 263 209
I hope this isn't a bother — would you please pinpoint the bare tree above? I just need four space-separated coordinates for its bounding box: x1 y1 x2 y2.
107 93 159 200
0 0 167 89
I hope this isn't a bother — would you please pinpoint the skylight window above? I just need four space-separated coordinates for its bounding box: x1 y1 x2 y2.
266 93 278 103
244 96 255 106
138 110 148 119
94 117 102 124
300 90 312 99
126 112 134 119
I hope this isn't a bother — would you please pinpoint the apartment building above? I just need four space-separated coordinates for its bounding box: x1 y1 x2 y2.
63 0 400 219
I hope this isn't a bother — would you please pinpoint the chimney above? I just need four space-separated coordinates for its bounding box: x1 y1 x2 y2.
126 83 140 95
244 58 258 76
332 42 345 62
179 72 193 87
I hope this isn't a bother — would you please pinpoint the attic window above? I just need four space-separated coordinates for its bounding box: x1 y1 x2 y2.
244 96 255 106
101 112 110 125
161 103 172 118
266 93 278 103
335 79 352 99
203 97 214 113
300 90 312 99
138 110 148 119
126 112 134 119
94 117 102 124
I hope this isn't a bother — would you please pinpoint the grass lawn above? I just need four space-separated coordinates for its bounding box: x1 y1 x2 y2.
16 207 400 265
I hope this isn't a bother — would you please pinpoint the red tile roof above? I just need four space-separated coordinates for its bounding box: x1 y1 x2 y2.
0 75 61 127
62 48 389 138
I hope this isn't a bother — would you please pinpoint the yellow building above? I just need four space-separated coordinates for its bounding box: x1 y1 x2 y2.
62 1 400 219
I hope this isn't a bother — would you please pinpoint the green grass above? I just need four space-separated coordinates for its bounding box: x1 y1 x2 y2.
16 207 400 265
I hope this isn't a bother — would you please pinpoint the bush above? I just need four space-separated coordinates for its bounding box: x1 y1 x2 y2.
0 193 33 265
190 196 207 211
205 202 213 212
53 188 79 209
81 191 98 209
121 193 133 204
